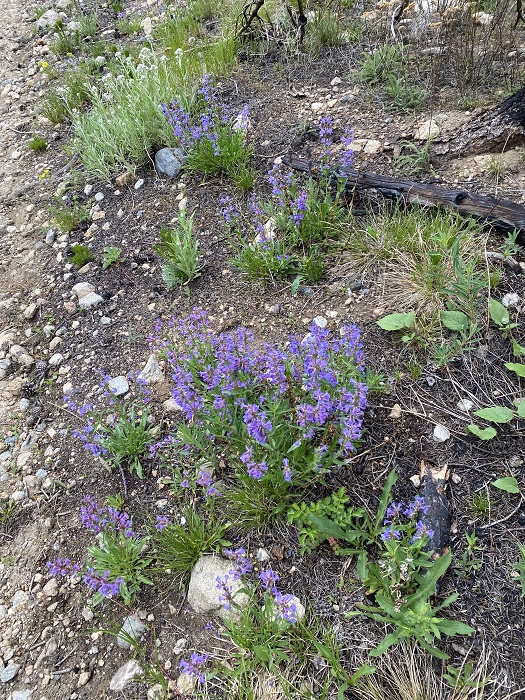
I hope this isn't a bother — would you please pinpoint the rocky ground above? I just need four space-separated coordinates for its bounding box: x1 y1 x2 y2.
1 1 525 699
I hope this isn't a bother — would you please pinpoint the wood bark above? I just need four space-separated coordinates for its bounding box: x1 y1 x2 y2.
281 153 525 239
434 86 525 157
419 460 451 559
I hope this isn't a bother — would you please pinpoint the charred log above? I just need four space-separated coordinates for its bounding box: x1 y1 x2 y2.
281 153 525 240
419 460 451 559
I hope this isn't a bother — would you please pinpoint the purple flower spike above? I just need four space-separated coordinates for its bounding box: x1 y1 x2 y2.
273 591 298 624
259 568 280 591
155 515 171 531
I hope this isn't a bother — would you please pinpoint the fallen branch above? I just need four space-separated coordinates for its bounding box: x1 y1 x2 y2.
419 460 451 558
281 154 525 239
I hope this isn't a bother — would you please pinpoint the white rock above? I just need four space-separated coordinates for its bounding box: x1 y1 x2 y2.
37 9 60 30
138 354 164 384
141 16 153 34
413 119 440 140
256 548 270 562
330 76 342 86
107 376 129 397
502 292 520 309
109 660 142 691
173 638 187 655
177 672 197 695
311 102 324 112
163 398 183 413
42 578 58 597
313 316 327 329
389 404 402 419
410 475 421 488
433 424 450 442
134 179 144 190
457 398 474 412
0 662 20 682
77 671 91 688
187 555 250 620
72 282 95 299
117 615 147 649
148 685 165 700
23 303 38 320
48 353 63 367
78 292 104 310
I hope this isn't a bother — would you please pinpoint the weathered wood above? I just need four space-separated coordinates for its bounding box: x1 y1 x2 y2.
434 86 525 157
281 153 525 239
419 460 451 559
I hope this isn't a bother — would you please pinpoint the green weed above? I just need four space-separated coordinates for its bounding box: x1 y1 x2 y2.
68 244 94 268
28 135 48 152
155 209 202 287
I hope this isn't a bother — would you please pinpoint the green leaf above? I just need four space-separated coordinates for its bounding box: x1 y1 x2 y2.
489 297 510 327
517 400 525 419
374 467 397 531
511 338 525 358
290 275 302 295
491 476 520 494
369 629 404 657
440 310 469 332
307 515 359 543
376 311 415 331
473 406 514 424
467 424 497 440
437 620 476 636
505 362 525 378
356 551 368 581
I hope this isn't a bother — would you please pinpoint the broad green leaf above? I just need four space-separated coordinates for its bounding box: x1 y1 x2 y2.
369 629 404 657
473 406 514 424
254 646 271 662
307 515 362 543
489 298 509 327
467 424 497 440
437 620 476 636
517 400 525 419
290 275 302 295
356 551 368 581
410 552 451 603
512 338 525 358
350 664 376 683
440 310 469 332
491 476 520 494
505 362 525 378
376 311 415 331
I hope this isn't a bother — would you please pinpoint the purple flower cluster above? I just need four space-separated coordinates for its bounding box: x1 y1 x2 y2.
317 115 354 170
83 568 124 597
224 547 252 577
155 514 171 531
162 74 248 159
151 310 367 485
81 496 136 538
179 653 209 684
259 568 298 624
382 496 434 544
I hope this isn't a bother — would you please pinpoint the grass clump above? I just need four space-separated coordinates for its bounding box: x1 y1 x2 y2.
155 209 202 287
51 200 90 232
28 135 48 152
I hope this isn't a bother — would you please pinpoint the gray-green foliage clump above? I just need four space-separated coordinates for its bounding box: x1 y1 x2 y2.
155 210 202 287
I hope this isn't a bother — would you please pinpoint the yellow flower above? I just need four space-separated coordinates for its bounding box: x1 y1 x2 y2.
38 169 50 180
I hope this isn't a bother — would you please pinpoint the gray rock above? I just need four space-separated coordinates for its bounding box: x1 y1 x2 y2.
187 555 249 621
0 662 20 683
256 548 270 562
11 590 28 611
0 358 13 379
94 192 104 202
78 292 104 310
107 376 129 397
154 148 185 178
433 424 450 442
72 281 95 298
23 303 38 320
45 229 55 245
42 578 58 597
313 316 327 329
117 614 147 649
457 399 474 412
48 353 63 367
9 345 34 367
36 9 60 30
109 659 142 691
138 354 164 384
10 689 31 700
163 398 183 413
134 179 144 190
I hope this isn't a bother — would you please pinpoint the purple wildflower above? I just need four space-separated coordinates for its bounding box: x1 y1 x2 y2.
224 548 253 575
381 527 402 541
290 189 308 225
384 502 404 523
216 574 234 609
273 591 298 624
155 515 171 531
282 457 293 483
179 653 209 684
411 520 434 543
83 568 124 597
46 557 81 577
404 496 429 519
259 568 280 591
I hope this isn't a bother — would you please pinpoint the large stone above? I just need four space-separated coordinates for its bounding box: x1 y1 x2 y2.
107 376 129 397
187 555 249 621
78 292 104 310
117 615 147 649
37 9 60 31
0 662 20 683
154 148 185 179
9 345 34 367
72 282 95 299
109 660 142 691
138 354 164 384
413 119 440 141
